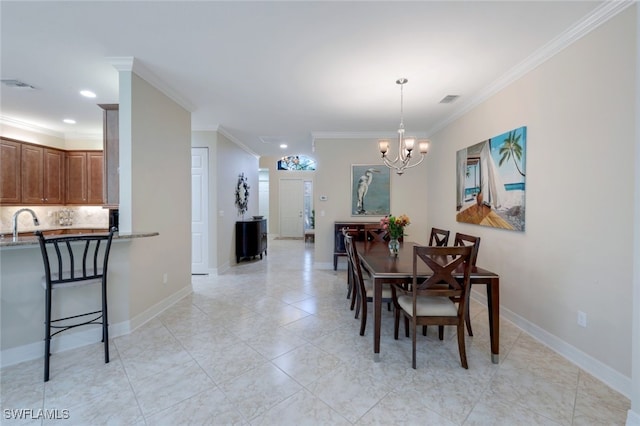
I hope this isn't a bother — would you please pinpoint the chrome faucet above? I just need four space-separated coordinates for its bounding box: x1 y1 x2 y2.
12 208 40 240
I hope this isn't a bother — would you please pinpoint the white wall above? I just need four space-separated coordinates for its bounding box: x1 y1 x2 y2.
426 7 636 390
215 133 259 272
313 138 430 270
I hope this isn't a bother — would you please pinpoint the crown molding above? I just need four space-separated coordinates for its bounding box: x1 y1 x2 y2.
107 56 196 113
64 132 102 141
428 0 635 135
0 116 64 138
217 126 260 158
192 124 220 132
311 131 428 141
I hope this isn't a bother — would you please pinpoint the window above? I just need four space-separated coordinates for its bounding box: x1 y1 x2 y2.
277 155 316 171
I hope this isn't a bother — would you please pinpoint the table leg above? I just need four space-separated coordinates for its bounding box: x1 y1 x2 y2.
373 277 382 362
486 277 500 364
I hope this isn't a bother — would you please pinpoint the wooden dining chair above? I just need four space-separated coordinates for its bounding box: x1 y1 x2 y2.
391 245 473 369
344 233 393 336
363 223 389 242
428 227 450 247
421 227 452 336
454 232 481 336
342 228 358 310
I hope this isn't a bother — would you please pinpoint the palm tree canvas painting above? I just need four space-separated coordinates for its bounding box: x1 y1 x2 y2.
351 164 390 216
455 126 526 231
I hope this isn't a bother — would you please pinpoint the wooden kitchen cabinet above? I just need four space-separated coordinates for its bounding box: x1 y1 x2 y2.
66 151 103 204
21 144 65 205
0 138 21 204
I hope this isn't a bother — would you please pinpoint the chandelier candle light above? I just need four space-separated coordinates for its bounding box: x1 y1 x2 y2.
378 78 430 175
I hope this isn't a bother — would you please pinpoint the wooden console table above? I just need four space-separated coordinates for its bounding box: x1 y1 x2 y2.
236 219 267 263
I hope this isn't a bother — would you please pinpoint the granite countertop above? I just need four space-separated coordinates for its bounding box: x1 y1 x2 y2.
0 230 159 248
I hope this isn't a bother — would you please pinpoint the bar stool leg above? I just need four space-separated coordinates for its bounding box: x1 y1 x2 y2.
44 285 52 382
102 278 109 364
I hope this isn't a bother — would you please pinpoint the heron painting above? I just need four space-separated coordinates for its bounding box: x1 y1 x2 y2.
351 164 390 216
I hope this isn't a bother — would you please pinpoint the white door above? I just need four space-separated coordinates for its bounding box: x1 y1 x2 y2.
191 147 209 274
279 179 304 238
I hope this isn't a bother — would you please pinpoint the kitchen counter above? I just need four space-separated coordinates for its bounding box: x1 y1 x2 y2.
0 230 159 248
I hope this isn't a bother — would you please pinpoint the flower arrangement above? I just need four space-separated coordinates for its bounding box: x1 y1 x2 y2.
380 214 410 239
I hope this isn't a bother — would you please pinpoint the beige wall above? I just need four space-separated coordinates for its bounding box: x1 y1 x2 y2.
313 138 430 269
0 70 193 360
120 72 192 322
312 4 636 401
632 2 640 420
215 133 259 271
426 8 635 386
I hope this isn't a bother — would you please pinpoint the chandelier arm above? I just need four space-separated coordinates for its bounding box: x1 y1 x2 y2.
381 155 400 169
398 136 407 162
377 77 428 175
400 154 425 170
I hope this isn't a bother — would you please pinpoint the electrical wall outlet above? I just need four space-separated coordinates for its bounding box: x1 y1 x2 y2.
577 310 587 327
163 273 168 285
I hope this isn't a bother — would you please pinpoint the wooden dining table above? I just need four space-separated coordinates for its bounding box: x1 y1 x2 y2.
356 240 501 364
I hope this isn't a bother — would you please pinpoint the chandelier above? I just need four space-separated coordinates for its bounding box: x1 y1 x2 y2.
378 78 429 175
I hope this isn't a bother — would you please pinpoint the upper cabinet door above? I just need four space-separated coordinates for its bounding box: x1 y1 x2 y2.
44 148 65 204
21 144 44 204
0 138 21 204
66 152 88 204
87 151 104 205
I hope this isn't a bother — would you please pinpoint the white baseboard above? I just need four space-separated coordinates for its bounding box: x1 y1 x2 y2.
218 261 230 274
0 285 193 369
471 290 632 398
127 285 193 331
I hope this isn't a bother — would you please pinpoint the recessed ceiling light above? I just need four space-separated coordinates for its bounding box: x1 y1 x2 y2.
280 144 287 149
80 90 96 98
63 119 76 124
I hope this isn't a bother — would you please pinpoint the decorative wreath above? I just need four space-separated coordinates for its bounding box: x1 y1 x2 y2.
235 173 250 216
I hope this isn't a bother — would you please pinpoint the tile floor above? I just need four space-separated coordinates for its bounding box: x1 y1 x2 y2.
0 237 631 425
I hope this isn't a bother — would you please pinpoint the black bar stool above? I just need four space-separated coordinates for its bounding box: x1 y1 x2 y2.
35 229 115 382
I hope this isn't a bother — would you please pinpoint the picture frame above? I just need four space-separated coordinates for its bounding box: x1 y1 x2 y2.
351 164 390 216
455 126 526 231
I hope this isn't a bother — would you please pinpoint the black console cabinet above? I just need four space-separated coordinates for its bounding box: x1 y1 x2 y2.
236 219 267 263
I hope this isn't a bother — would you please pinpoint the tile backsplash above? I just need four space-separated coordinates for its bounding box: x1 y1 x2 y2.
0 206 109 233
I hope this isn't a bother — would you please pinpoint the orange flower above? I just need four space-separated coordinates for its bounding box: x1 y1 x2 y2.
380 214 410 239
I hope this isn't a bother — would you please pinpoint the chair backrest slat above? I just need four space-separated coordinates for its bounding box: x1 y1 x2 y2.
36 231 115 286
363 224 389 242
453 232 481 266
428 227 450 247
343 233 367 295
412 245 473 314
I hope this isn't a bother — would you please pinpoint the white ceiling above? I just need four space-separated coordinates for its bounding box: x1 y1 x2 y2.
0 1 619 157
